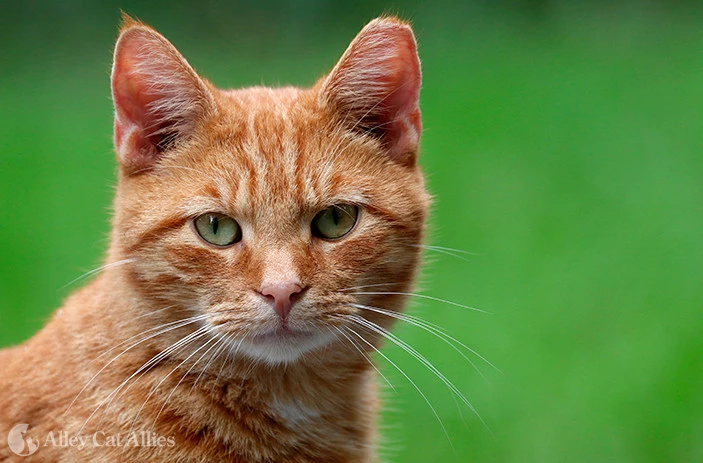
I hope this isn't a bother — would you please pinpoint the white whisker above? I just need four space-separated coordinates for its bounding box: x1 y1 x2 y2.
339 282 400 292
79 325 210 435
209 333 248 395
352 303 502 380
328 324 395 392
350 291 489 314
93 313 210 363
190 331 233 392
142 332 225 433
412 244 478 256
61 258 138 290
412 244 475 262
348 315 490 434
66 313 210 416
343 322 453 447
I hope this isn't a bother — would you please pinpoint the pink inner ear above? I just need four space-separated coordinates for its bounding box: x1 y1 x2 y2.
113 53 165 133
322 19 422 166
111 26 213 174
377 38 422 162
112 49 163 171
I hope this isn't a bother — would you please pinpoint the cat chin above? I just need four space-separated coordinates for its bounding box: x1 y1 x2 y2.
234 329 338 365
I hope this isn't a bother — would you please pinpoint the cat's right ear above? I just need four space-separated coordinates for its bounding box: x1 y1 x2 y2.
111 16 216 174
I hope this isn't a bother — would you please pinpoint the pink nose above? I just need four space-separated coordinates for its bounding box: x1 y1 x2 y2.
259 283 304 320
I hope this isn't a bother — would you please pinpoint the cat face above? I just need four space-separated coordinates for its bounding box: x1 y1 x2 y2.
110 18 429 364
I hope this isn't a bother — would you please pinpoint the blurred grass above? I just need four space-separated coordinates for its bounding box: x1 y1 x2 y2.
1 2 702 462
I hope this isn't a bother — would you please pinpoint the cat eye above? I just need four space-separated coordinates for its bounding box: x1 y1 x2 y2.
194 213 242 247
311 204 359 240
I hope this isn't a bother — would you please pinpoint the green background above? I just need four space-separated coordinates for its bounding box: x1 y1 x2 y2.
1 1 702 461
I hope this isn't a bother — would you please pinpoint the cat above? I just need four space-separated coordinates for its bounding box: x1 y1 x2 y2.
0 14 428 462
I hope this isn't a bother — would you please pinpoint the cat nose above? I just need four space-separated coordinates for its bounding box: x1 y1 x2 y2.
259 283 304 320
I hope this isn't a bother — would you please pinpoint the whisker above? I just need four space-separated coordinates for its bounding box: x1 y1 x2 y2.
349 291 489 314
352 303 502 379
95 306 240 363
339 282 400 292
327 324 395 392
114 326 216 433
354 303 446 332
450 392 471 433
79 325 210 435
93 313 210 363
66 313 211 415
317 116 358 185
348 315 490 433
142 331 226 433
411 244 474 262
347 78 412 135
326 129 357 165
209 333 248 396
324 97 372 166
356 303 500 373
412 244 478 256
343 322 453 447
190 331 233 392
106 324 212 408
60 258 138 290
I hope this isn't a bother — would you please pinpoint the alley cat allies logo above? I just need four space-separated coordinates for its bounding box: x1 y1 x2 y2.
7 423 39 456
6 423 176 456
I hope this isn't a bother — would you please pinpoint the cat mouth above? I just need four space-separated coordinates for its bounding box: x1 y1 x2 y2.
251 326 315 343
234 323 337 364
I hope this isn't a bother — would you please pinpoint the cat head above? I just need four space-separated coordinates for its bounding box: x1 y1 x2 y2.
109 16 429 364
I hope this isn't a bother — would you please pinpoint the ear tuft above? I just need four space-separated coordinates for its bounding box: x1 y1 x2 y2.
320 17 422 166
111 20 215 174
119 11 144 32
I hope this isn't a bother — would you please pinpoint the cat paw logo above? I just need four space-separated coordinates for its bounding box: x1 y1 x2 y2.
7 424 39 456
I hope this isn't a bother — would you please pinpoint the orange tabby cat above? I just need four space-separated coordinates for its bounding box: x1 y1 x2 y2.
0 15 428 462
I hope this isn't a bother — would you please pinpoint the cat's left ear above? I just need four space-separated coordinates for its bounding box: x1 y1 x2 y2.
320 17 422 166
111 16 216 174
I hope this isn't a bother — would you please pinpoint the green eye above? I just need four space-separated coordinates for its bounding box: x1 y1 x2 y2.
194 213 241 247
312 204 359 240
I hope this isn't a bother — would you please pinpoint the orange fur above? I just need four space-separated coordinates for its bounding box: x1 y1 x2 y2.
0 16 429 462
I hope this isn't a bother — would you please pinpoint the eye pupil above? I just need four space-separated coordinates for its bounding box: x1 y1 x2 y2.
194 213 241 247
311 204 359 240
210 215 219 234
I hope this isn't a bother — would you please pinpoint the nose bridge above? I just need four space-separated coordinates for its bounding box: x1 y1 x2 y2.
259 246 301 288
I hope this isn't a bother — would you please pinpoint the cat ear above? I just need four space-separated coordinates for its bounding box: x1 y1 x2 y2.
111 16 216 173
320 17 422 166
